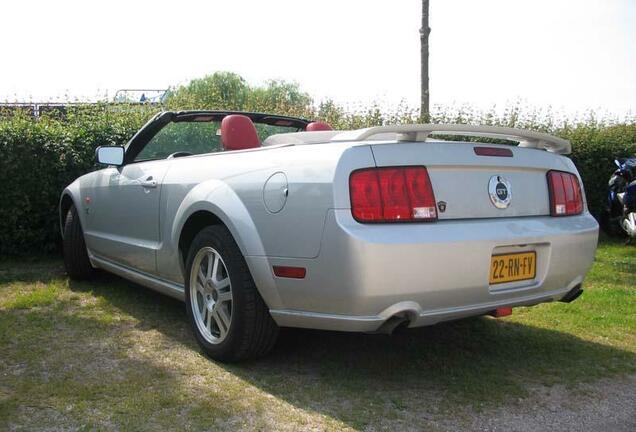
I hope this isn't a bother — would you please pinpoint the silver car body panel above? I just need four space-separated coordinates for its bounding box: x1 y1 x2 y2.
265 211 597 331
60 123 599 332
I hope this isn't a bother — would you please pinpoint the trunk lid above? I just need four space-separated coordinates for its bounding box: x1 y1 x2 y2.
369 141 574 220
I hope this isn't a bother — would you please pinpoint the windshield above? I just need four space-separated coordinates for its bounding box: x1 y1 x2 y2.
133 117 301 162
135 121 221 161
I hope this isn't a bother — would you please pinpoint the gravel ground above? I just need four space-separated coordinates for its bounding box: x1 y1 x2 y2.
445 375 636 432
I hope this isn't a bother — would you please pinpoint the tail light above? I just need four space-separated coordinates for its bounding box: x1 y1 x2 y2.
547 170 583 216
350 166 437 222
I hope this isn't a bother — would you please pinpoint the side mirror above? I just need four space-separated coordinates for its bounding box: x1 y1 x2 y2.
96 146 125 166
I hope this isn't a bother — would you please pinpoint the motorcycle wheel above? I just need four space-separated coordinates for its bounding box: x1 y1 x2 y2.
599 211 626 238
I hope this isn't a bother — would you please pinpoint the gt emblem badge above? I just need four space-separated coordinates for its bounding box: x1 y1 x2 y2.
488 175 512 209
437 201 447 212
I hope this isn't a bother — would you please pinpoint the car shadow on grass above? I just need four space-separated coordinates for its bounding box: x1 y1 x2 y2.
60 269 636 429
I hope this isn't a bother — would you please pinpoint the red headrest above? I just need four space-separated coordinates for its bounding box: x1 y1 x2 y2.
221 114 260 151
306 121 333 132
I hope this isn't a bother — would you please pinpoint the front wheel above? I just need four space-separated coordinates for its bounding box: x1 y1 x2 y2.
63 205 94 280
184 226 279 362
600 210 626 237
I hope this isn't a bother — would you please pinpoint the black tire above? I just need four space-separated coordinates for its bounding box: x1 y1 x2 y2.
184 225 279 362
600 211 626 238
63 205 94 280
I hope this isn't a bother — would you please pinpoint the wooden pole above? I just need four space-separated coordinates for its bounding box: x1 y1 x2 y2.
420 0 431 121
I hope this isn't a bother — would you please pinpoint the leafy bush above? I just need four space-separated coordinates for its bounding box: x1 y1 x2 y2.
0 105 154 255
1 73 634 255
565 123 636 216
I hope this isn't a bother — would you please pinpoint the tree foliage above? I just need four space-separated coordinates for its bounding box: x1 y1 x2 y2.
165 72 312 117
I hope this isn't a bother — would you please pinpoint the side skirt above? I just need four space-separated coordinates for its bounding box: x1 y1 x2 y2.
90 254 185 301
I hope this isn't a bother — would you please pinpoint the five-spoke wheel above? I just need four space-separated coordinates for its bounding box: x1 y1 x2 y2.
190 247 233 343
184 225 279 362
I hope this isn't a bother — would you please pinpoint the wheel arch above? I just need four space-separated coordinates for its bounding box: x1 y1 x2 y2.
172 180 267 275
171 182 283 310
178 210 225 272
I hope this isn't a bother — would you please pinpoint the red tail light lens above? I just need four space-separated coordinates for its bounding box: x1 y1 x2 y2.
547 170 583 216
349 169 383 221
350 166 437 222
378 168 411 219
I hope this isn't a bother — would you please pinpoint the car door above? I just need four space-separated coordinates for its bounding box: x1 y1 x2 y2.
83 159 170 274
82 116 222 275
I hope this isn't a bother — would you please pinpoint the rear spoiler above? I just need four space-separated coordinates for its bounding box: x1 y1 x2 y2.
331 124 571 155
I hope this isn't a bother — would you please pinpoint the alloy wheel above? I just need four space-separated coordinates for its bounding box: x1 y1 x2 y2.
189 247 233 344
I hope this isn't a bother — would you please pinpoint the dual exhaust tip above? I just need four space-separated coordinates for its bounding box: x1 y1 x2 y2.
376 284 584 335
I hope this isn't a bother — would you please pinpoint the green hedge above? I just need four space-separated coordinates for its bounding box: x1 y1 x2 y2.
0 106 153 255
0 101 635 256
563 123 636 217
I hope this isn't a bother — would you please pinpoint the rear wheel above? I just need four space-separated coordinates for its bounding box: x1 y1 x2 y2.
63 205 94 280
184 226 278 362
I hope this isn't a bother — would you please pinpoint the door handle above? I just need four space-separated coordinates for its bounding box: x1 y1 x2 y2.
140 177 157 189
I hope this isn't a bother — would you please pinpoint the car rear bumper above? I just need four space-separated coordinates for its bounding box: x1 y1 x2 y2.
249 210 599 332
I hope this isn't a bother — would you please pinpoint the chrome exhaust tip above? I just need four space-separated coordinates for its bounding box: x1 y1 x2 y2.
373 315 411 335
560 284 583 303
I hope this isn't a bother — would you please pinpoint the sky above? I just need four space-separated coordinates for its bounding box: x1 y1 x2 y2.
1 0 634 116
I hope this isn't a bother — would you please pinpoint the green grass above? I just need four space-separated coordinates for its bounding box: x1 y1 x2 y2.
0 239 634 431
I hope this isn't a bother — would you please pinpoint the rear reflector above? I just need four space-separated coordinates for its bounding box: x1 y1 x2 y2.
273 266 306 279
547 170 583 216
489 307 513 318
350 166 437 223
474 146 513 157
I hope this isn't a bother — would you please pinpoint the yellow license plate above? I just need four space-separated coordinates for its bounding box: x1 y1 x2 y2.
489 251 536 285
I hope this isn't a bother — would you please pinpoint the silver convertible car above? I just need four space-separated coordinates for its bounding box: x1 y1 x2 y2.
60 110 599 361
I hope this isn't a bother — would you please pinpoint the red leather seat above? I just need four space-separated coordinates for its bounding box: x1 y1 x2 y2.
306 121 333 131
221 114 260 151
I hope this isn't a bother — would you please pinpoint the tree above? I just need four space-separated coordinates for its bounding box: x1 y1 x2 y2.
249 80 312 116
165 72 312 116
165 72 249 110
420 0 431 121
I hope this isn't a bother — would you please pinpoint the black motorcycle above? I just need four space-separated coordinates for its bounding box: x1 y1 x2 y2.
601 156 636 240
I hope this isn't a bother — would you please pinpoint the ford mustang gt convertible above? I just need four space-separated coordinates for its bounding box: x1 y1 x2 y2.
60 110 599 361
